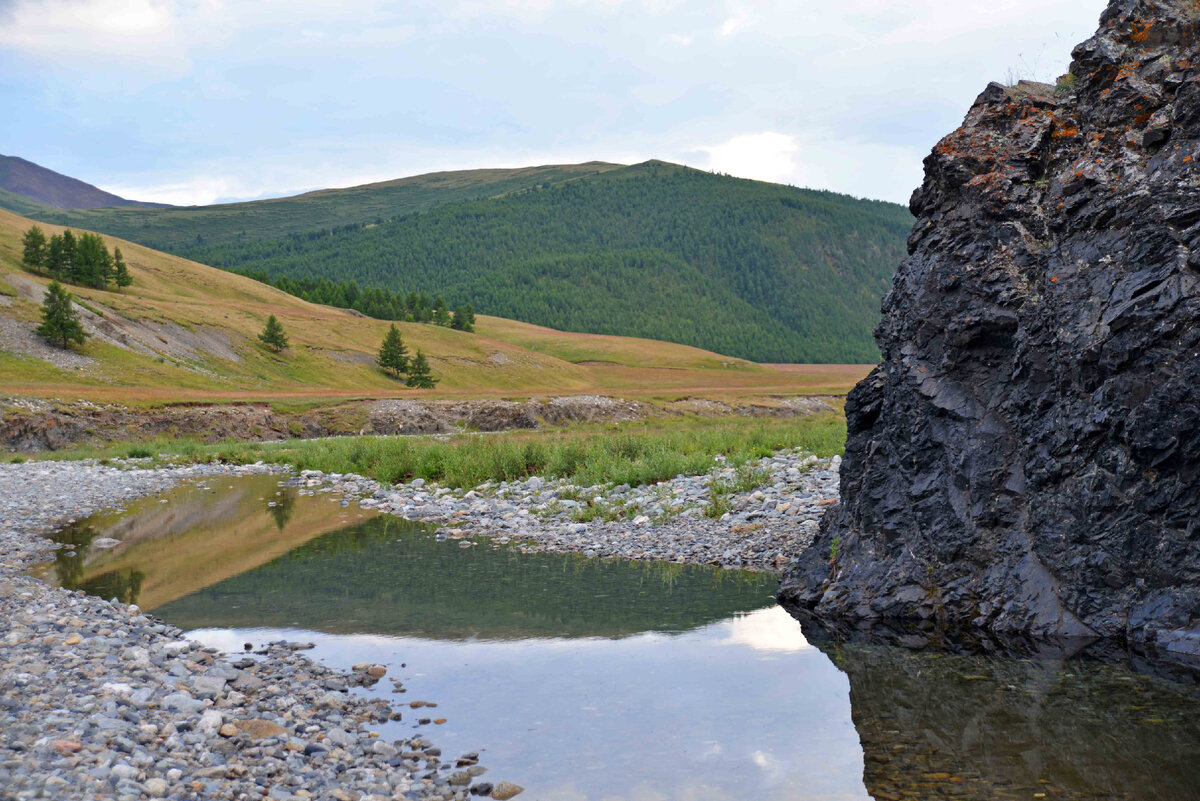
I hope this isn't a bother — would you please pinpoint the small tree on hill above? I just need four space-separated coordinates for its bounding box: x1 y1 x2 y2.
36 280 88 350
376 324 409 378
22 226 47 271
451 304 475 332
432 296 451 327
112 247 133 288
258 314 289 352
405 350 437 388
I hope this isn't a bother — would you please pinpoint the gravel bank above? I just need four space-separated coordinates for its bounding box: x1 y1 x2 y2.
0 462 507 801
290 449 840 572
0 450 838 799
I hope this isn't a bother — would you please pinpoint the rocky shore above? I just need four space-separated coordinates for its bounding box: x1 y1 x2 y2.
286 449 840 572
0 462 511 801
1 449 837 799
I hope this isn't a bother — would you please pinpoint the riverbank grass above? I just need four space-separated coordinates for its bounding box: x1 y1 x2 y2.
58 414 845 490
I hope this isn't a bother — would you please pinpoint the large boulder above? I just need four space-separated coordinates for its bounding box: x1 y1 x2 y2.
780 0 1200 655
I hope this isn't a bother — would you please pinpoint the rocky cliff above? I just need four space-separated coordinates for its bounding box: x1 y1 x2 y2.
780 0 1200 655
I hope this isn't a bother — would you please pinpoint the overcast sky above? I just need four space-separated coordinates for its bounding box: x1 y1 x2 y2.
0 0 1107 206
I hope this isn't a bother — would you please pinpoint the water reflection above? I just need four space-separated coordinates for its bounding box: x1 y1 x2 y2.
38 476 1200 801
798 621 1200 801
157 514 781 640
192 607 870 801
39 474 376 608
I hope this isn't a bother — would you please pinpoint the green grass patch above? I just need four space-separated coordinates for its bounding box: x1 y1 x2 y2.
40 414 846 490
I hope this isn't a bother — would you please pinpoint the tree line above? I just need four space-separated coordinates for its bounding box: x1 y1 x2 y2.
22 226 132 290
233 269 475 330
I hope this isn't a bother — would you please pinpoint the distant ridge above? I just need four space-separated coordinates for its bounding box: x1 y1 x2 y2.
0 154 170 210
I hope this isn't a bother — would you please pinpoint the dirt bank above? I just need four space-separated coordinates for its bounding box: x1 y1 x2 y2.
0 394 836 452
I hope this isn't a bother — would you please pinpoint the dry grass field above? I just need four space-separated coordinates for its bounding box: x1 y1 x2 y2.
0 208 871 405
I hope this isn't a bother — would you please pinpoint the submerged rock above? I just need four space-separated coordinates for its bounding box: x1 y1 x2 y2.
781 0 1200 652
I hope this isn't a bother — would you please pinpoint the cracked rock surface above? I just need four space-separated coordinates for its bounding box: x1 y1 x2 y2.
781 0 1200 653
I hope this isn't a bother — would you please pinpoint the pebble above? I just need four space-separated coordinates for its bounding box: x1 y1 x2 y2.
288 449 840 571
0 460 497 800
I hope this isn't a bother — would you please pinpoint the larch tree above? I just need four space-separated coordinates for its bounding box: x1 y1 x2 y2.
112 248 133 288
21 226 47 271
258 314 289 352
405 350 437 388
36 280 88 350
376 324 409 378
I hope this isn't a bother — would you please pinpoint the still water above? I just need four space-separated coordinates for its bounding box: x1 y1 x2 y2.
40 475 1200 801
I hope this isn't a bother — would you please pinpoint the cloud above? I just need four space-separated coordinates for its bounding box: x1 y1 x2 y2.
697 132 798 185
718 6 751 37
0 0 196 67
0 0 1110 205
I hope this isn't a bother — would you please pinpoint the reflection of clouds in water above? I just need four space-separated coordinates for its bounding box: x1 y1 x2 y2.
720 606 811 653
193 627 686 655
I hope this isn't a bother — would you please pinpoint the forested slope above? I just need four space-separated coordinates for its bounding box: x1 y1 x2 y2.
1 162 621 248
183 162 912 362
2 159 912 363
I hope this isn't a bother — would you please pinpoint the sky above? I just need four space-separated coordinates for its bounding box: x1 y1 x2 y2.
0 0 1108 206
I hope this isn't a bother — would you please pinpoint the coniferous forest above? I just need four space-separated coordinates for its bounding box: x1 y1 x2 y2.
5 162 912 362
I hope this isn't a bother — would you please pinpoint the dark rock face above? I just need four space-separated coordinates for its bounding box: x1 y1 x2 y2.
780 0 1200 653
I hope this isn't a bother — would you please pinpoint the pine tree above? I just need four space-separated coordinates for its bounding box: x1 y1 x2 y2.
258 314 289 352
21 226 47 271
376 324 409 378
432 296 451 327
36 280 88 350
405 350 437 388
74 232 113 288
46 233 69 279
451 304 475 332
113 247 133 288
59 230 77 276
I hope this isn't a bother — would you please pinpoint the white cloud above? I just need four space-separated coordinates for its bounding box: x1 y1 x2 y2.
697 132 798 184
104 174 250 206
718 8 751 37
0 0 186 64
0 0 1110 205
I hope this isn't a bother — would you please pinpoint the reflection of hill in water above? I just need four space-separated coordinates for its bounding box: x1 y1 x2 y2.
157 516 779 640
39 475 376 609
802 625 1200 801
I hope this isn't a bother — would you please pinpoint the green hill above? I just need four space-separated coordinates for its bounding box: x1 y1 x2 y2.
1 159 911 363
1 162 622 247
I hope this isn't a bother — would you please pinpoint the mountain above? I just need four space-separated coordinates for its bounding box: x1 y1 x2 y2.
1 207 855 400
0 155 168 210
0 159 912 363
0 161 623 247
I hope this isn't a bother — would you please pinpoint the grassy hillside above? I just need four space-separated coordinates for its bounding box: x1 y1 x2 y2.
0 160 911 364
184 162 912 363
0 162 622 248
0 208 866 402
